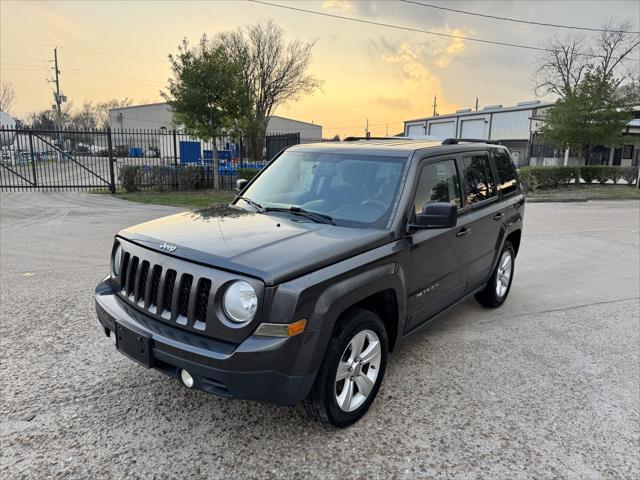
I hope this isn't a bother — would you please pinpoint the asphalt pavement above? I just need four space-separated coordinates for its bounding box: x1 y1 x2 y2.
1 193 638 479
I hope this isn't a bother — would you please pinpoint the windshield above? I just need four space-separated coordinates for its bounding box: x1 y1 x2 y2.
236 151 408 228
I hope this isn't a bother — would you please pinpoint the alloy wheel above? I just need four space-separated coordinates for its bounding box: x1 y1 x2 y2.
495 250 513 298
335 329 382 412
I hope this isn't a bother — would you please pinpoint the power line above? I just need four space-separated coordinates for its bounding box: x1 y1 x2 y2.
2 40 166 64
400 0 640 34
248 0 640 61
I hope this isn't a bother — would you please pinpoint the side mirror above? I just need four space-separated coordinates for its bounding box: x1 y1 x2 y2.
412 202 457 229
236 178 248 191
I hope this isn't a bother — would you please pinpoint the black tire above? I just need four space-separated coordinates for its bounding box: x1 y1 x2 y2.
304 308 388 428
475 240 515 308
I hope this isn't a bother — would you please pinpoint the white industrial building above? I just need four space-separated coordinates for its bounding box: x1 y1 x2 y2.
404 101 639 167
109 102 323 140
404 101 553 166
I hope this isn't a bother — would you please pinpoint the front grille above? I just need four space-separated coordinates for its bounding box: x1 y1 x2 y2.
118 254 214 328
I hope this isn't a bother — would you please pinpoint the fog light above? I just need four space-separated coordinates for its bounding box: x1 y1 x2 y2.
180 369 194 388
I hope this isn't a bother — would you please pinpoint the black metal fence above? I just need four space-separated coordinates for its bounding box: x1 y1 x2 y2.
0 128 310 192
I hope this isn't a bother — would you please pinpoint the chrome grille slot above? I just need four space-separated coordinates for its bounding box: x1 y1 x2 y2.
136 260 150 303
148 265 162 308
126 256 139 297
195 278 212 324
119 252 130 291
163 269 177 314
178 274 193 318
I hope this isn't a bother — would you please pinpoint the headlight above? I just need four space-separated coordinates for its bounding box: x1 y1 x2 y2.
112 243 123 277
223 281 258 323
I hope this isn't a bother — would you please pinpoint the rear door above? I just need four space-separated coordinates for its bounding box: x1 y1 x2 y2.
405 155 472 331
491 147 524 231
459 151 506 290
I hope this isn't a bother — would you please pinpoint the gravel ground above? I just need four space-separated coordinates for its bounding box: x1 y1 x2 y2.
1 193 638 479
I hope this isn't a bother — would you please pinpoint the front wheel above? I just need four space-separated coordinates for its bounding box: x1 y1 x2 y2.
475 240 515 308
305 308 388 427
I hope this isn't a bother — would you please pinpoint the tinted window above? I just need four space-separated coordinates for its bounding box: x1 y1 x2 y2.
413 159 461 214
463 154 496 205
492 150 518 195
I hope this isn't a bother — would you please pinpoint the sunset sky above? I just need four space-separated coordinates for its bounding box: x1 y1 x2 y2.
1 0 638 137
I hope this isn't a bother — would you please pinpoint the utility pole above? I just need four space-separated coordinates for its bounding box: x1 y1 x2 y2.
432 96 437 117
365 118 370 139
53 48 62 131
475 97 479 111
386 124 388 136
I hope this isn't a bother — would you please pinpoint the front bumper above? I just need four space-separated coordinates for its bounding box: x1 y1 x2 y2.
95 278 319 406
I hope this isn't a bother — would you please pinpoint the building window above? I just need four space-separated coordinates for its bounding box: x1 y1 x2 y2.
622 144 634 159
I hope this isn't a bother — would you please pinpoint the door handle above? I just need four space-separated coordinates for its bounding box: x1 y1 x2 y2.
456 228 471 237
493 212 505 221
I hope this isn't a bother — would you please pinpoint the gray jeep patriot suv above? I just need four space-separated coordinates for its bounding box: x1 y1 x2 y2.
95 138 524 427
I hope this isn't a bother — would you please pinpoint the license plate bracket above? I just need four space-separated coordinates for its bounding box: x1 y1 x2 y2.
115 322 154 368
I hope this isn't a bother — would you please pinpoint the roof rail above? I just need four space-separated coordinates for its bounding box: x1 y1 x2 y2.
442 138 500 145
343 136 411 141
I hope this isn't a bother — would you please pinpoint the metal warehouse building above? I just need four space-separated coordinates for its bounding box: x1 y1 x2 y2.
109 102 323 140
404 101 552 166
404 101 639 167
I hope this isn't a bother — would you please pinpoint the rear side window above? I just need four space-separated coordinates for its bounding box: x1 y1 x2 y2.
493 150 519 195
462 153 496 205
413 159 461 214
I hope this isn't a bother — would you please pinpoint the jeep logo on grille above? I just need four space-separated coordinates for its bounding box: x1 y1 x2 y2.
159 242 177 253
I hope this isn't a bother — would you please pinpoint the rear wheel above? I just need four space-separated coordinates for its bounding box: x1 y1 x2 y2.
305 308 388 427
475 240 515 308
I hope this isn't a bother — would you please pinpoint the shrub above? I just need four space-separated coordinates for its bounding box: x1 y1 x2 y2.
594 166 610 185
236 168 259 181
608 166 621 185
517 167 538 192
620 166 638 186
579 166 599 184
177 166 202 191
120 165 141 192
144 166 174 191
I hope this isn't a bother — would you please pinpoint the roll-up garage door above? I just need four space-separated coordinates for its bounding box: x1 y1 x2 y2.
407 124 425 136
460 119 486 138
428 121 455 139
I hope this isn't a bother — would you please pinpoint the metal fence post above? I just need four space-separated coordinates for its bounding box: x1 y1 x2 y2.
172 129 178 168
28 131 37 187
107 127 116 193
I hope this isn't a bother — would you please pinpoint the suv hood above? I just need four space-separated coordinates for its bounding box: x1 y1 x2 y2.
118 206 392 285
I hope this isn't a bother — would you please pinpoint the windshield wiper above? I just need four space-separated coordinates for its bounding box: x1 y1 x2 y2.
264 206 334 225
236 196 264 212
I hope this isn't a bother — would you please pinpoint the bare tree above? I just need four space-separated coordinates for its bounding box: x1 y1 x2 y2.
535 20 640 99
0 80 16 112
219 20 322 159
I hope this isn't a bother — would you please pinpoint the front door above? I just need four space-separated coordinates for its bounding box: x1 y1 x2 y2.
405 156 472 331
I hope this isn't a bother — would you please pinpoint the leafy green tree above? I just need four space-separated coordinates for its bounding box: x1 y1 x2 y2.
163 35 250 185
540 69 634 163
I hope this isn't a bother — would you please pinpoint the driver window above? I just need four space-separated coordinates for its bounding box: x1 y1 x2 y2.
413 159 461 215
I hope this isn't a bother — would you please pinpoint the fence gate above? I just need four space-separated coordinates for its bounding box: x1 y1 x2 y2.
0 128 115 192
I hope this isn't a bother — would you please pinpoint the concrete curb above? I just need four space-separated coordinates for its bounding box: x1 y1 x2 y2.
526 197 588 203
